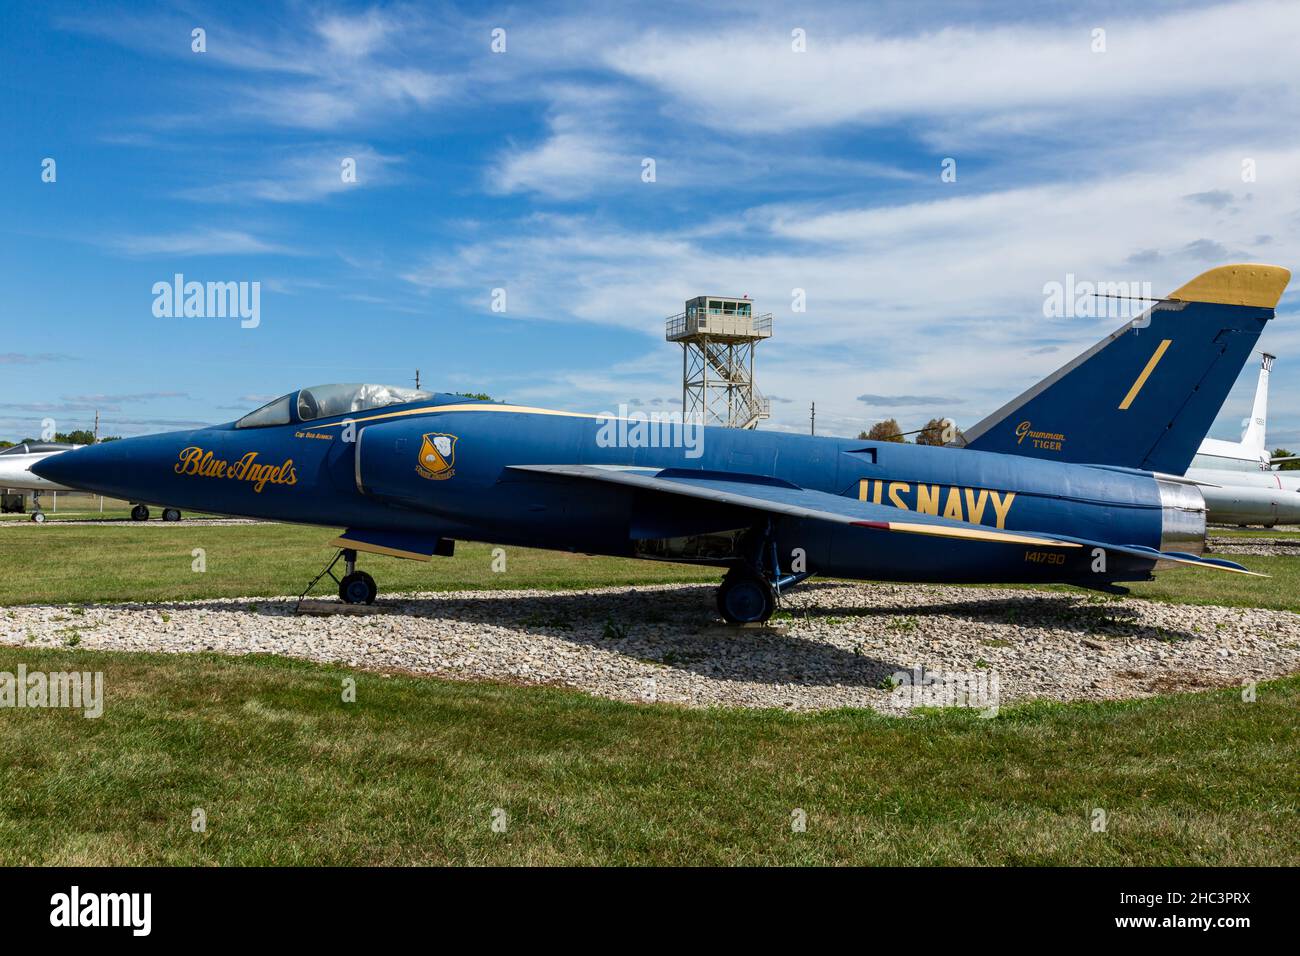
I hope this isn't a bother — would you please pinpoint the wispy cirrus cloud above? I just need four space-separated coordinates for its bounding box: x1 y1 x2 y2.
858 394 962 407
177 145 403 204
110 228 296 257
61 392 188 404
604 0 1300 134
61 6 452 132
0 353 73 365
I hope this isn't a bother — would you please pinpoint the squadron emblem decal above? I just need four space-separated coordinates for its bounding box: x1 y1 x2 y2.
416 432 457 480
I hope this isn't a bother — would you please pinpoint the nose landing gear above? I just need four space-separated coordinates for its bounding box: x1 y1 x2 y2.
338 548 378 605
299 548 378 608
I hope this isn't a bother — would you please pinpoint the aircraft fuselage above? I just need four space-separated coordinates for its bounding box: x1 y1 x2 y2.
34 400 1197 586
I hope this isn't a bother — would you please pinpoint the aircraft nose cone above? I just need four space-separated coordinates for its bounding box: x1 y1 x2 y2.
30 445 102 488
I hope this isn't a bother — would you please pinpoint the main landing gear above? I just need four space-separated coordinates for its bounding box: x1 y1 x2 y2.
715 523 814 625
300 548 378 606
716 566 776 624
130 504 183 521
30 493 46 523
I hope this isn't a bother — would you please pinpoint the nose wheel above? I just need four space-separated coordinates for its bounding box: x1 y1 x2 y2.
339 570 377 605
298 548 379 608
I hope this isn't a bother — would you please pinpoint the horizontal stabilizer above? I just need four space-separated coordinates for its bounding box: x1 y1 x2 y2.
1106 543 1262 576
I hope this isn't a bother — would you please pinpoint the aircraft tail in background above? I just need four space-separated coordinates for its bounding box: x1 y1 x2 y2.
959 264 1290 475
1240 352 1274 452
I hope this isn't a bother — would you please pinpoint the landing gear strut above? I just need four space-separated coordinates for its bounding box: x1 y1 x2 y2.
715 522 814 625
299 548 378 607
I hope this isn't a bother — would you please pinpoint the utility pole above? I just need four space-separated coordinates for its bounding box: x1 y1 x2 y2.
93 410 100 443
810 402 816 436
414 369 421 390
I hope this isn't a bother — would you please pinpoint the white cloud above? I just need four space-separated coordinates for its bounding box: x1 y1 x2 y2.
62 8 449 132
404 143 1300 433
316 10 395 60
178 146 402 203
604 1 1300 133
490 130 632 200
111 228 295 257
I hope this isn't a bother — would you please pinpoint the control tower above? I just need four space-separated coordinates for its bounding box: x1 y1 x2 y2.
666 295 772 429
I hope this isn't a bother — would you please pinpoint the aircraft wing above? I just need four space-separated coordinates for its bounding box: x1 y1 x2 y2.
507 463 1261 576
509 463 1077 547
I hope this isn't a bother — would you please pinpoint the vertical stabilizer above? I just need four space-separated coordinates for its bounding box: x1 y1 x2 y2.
1240 353 1274 452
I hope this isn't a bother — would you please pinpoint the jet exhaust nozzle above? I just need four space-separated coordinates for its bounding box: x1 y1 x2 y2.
1156 479 1207 557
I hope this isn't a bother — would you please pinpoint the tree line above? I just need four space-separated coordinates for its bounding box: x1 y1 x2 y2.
0 430 120 449
858 417 964 446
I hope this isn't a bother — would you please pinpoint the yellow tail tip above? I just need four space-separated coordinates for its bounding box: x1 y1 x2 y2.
1168 263 1291 309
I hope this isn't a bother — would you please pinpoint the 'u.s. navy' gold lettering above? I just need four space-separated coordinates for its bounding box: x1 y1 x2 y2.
858 479 1016 529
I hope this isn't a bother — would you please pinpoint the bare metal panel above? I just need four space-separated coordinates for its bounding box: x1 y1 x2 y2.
1156 478 1207 556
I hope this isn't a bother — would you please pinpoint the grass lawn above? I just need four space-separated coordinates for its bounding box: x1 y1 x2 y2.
3 521 1299 612
0 646 1294 865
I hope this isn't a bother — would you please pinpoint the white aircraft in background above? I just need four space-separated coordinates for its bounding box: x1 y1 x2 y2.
0 441 182 523
0 442 83 522
1185 353 1300 526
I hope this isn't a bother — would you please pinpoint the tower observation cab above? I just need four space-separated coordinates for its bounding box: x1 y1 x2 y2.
666 295 772 429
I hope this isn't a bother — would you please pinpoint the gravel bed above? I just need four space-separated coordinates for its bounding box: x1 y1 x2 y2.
1208 538 1300 556
4 582 1298 713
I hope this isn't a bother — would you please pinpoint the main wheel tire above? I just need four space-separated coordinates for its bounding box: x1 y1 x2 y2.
31 512 46 524
716 571 775 625
130 504 150 521
339 571 377 605
162 508 182 522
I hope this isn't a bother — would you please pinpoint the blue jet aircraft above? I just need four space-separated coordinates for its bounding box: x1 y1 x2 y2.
35 264 1290 623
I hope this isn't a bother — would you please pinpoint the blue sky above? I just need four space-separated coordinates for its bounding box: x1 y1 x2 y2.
2 0 1299 446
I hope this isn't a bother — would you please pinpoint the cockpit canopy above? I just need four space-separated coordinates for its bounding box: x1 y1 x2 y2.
0 442 80 455
235 384 433 429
